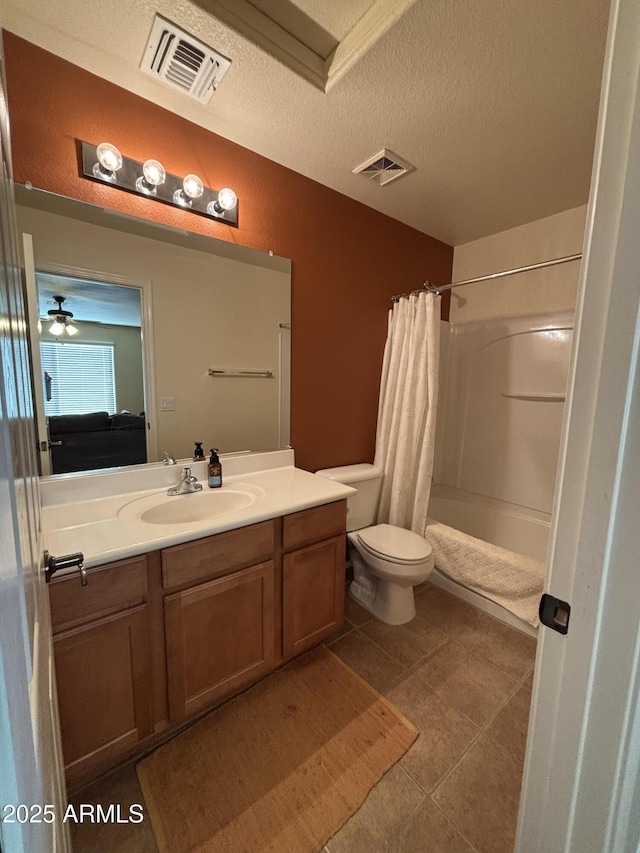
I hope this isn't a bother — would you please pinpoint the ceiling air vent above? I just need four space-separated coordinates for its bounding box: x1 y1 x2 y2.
140 14 231 104
352 149 414 186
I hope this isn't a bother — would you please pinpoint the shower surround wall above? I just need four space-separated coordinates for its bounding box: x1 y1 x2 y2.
432 206 587 565
448 206 587 324
433 312 574 560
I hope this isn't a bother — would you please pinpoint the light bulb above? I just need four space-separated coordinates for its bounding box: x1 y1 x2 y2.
143 159 166 186
183 174 204 199
208 187 237 216
66 323 79 337
173 173 204 207
49 319 65 336
93 142 123 182
136 159 166 195
217 188 237 210
97 142 122 171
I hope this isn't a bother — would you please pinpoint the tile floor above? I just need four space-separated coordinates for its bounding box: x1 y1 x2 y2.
326 584 536 853
69 582 536 853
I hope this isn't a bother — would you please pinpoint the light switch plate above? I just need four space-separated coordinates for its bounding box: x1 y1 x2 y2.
160 397 175 412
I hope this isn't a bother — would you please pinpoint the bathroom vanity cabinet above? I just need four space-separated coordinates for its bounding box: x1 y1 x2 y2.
48 499 347 787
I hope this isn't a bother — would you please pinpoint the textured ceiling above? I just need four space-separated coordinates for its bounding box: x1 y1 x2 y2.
37 273 142 326
3 0 611 245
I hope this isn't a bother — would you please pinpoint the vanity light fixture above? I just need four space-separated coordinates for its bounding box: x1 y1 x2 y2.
135 159 166 196
92 142 123 183
81 141 239 227
47 296 79 337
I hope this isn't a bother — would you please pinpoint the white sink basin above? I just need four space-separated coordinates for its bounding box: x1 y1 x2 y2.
141 491 254 524
118 483 264 527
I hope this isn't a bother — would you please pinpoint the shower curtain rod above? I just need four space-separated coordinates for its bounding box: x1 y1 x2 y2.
391 252 582 301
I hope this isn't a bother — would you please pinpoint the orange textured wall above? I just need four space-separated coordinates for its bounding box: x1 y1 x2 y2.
4 32 452 472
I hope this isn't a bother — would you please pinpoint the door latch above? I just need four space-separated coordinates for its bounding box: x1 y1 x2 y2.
539 593 570 635
37 440 62 451
44 551 87 586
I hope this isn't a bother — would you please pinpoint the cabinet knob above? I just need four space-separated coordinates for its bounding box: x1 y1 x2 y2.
44 551 87 586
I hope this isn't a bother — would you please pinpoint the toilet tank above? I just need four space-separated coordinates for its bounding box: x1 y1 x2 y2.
315 463 383 532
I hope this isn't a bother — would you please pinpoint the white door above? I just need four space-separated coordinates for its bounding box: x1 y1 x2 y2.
516 0 640 849
0 43 70 853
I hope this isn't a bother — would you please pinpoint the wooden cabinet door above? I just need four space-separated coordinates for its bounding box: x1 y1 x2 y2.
282 536 345 659
164 561 275 723
53 606 152 787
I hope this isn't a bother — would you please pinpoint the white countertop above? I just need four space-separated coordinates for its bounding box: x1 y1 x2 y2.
43 460 355 570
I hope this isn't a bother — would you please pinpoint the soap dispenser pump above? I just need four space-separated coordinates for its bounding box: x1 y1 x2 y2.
193 442 205 461
208 448 222 488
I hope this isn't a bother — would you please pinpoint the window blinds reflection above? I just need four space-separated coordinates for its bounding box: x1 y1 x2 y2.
40 341 116 416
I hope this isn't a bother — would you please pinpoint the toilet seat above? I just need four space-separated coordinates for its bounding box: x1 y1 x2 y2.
355 523 432 565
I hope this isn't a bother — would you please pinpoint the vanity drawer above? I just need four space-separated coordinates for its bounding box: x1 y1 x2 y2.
49 556 148 634
162 520 275 592
282 500 347 553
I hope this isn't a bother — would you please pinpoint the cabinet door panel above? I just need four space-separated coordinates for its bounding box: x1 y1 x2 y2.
53 606 152 786
282 536 345 659
165 561 275 722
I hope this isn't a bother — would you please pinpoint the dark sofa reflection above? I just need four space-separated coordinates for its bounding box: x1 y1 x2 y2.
47 411 147 474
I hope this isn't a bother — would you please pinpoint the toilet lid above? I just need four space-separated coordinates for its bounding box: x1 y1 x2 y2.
357 524 432 564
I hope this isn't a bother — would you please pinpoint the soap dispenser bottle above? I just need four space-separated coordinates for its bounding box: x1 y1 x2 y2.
208 448 222 488
193 442 205 461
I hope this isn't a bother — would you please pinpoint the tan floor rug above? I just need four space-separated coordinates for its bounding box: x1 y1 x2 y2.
137 645 417 853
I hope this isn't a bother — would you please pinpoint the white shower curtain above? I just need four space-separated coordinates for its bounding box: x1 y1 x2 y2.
374 291 440 534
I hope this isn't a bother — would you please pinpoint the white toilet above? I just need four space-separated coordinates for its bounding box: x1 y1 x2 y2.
315 463 434 625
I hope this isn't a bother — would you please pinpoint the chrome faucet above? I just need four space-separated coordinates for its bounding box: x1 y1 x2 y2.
162 451 176 465
167 466 202 496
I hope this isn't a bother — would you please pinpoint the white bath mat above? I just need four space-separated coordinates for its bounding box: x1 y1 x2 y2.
425 519 545 627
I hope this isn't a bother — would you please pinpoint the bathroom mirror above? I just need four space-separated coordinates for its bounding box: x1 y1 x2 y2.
16 185 291 476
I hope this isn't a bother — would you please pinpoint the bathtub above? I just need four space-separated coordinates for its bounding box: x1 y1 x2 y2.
426 486 550 636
